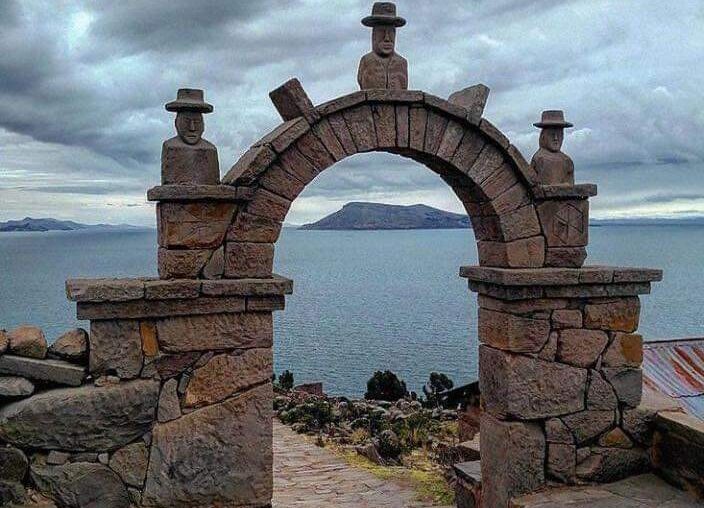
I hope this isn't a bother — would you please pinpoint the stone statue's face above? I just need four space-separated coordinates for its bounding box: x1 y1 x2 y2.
175 111 204 145
372 26 396 57
540 127 563 153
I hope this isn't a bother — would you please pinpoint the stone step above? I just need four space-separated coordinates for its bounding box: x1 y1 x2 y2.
0 355 85 387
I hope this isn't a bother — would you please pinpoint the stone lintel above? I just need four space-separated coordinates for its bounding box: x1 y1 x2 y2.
147 184 254 202
67 275 293 303
461 265 662 287
533 183 598 200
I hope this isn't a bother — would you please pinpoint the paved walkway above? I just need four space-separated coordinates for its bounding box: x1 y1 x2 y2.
273 420 453 508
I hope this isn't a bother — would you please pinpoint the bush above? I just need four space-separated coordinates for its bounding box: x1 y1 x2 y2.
393 411 439 450
364 370 409 402
422 372 454 408
278 370 294 391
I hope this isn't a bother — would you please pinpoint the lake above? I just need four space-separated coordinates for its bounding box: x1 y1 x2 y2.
1 225 703 396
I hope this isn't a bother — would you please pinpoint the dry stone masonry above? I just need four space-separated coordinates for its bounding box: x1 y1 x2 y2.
0 3 668 507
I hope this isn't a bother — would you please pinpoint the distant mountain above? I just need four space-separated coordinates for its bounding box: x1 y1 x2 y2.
299 202 471 230
0 217 138 232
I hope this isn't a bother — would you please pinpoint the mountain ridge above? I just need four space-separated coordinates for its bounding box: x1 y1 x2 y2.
0 217 139 232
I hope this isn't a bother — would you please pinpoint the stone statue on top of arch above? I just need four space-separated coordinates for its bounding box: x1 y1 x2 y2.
357 2 408 90
530 110 575 185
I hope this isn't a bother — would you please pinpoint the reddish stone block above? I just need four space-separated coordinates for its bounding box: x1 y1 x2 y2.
312 119 346 161
478 118 509 149
477 236 546 268
158 248 212 279
269 78 320 124
603 333 643 367
395 105 410 147
557 329 609 368
258 163 306 201
315 91 366 116
436 120 465 162
90 320 143 379
552 309 583 329
371 104 396 148
409 106 427 152
537 199 589 247
602 367 643 407
489 183 531 216
224 242 274 278
452 130 485 174
256 117 309 154
246 296 285 312
584 298 641 333
478 295 568 315
423 111 448 155
246 189 291 223
478 308 550 353
467 143 505 185
587 370 618 410
507 144 538 185
326 113 356 155
228 212 282 244
498 205 542 242
547 443 576 483
562 410 615 445
222 144 276 186
278 145 319 184
295 131 335 172
481 162 519 200
158 202 236 249
144 280 201 300
343 105 377 152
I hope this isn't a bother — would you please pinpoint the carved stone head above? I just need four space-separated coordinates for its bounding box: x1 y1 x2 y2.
362 2 405 58
372 26 396 57
175 111 204 145
539 127 564 153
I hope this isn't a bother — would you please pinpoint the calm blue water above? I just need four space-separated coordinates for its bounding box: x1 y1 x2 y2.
1 225 703 396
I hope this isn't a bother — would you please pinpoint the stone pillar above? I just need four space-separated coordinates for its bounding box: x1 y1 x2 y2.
461 265 661 507
66 275 292 507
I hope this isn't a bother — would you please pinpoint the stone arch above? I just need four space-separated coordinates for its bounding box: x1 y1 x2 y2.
220 88 550 277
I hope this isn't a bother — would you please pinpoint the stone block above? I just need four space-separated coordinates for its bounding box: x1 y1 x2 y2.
477 236 546 268
269 78 320 124
409 105 428 151
562 410 615 445
371 103 396 148
49 328 88 362
584 297 640 332
247 295 286 311
277 144 319 183
66 278 146 303
224 242 274 278
157 378 181 423
0 376 34 397
155 312 273 352
144 280 200 300
157 248 211 279
0 379 159 452
247 188 291 222
312 118 346 161
423 111 448 154
295 131 335 172
478 295 568 315
7 325 47 359
146 184 253 202
603 333 643 367
598 427 633 448
0 480 25 505
575 447 649 483
201 276 293 297
157 202 235 249
545 247 588 268
547 443 576 483
153 352 200 379
395 104 410 147
538 331 558 361
478 308 550 353
259 162 306 201
184 348 272 408
343 105 377 152
77 296 245 321
90 320 143 379
326 113 357 155
141 321 159 357
453 460 481 508
31 462 130 508
481 163 519 201
315 90 366 116
202 246 225 279
449 84 490 124
652 411 704 495
587 370 618 410
552 309 583 329
545 418 574 444
436 121 464 163
479 119 510 149
480 345 587 419
498 205 542 241
602 367 643 407
0 355 85 387
109 441 148 488
480 412 545 508
622 406 656 446
452 130 485 173
0 446 28 482
257 117 310 154
491 183 531 217
142 383 273 507
161 139 219 185
228 211 282 243
557 329 608 368
537 199 589 247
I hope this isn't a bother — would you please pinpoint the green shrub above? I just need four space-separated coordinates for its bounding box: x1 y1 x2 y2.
422 372 454 408
278 370 294 391
364 370 408 402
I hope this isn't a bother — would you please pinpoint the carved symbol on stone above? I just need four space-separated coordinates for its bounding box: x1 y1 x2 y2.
554 203 585 245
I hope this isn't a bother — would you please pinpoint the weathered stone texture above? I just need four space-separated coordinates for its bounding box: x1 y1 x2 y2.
537 199 589 247
587 371 618 410
556 329 608 368
31 462 130 508
48 328 88 362
603 333 643 367
158 202 235 249
562 410 615 445
228 211 282 243
0 376 34 397
142 383 273 507
480 346 587 419
7 325 47 359
0 355 85 387
598 427 633 449
478 308 550 353
551 309 582 329
157 378 181 423
603 367 643 407
109 442 149 488
547 443 576 483
157 248 211 279
184 348 272 408
155 312 273 352
480 412 545 508
0 380 158 452
584 298 640 332
67 278 145 303
343 105 377 152
477 236 546 268
545 418 573 444
0 446 28 482
224 242 275 278
269 78 319 124
576 447 649 483
89 320 143 379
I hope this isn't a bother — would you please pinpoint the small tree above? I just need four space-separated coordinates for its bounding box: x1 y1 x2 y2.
422 372 454 408
278 370 294 391
365 370 408 402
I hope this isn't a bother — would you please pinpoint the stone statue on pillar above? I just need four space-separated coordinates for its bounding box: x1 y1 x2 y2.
357 2 408 90
530 110 575 185
161 88 219 185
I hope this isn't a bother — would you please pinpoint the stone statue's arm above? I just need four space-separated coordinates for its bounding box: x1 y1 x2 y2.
400 57 408 89
357 55 367 90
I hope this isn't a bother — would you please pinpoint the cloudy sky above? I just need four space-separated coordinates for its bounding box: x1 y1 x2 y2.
0 0 702 226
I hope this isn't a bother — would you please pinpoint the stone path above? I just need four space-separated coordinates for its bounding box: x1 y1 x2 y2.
273 420 452 508
512 474 703 507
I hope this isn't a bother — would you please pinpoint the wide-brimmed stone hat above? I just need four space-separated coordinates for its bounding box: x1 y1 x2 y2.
362 2 406 27
533 110 573 128
165 88 213 113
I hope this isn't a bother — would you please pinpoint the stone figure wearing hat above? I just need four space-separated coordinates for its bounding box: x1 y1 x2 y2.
161 88 219 185
531 110 575 185
357 2 408 90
